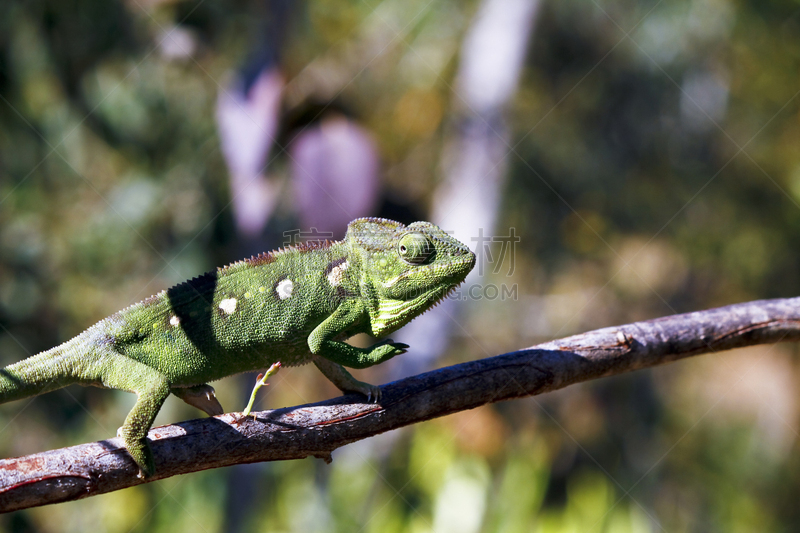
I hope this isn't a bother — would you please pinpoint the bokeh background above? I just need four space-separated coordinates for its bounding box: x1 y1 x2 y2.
2 0 800 531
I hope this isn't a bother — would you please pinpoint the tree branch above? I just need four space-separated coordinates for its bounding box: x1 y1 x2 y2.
1 297 799 512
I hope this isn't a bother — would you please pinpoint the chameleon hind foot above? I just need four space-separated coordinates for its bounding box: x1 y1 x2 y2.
172 384 225 416
117 427 155 478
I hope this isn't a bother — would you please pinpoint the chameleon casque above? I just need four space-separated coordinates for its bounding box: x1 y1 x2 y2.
0 218 475 476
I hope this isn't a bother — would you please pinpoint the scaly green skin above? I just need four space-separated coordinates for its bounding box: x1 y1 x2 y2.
0 218 475 476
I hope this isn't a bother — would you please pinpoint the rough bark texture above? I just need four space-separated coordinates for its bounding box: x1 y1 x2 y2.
1 297 798 512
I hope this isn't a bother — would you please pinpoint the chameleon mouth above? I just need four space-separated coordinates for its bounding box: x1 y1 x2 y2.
371 244 475 336
408 276 470 320
371 278 468 336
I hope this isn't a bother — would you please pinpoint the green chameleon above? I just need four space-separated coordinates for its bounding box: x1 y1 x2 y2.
0 218 475 476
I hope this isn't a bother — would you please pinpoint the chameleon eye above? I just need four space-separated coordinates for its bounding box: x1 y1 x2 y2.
398 233 433 265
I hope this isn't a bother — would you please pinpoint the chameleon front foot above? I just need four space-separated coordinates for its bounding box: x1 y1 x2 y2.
351 380 382 403
311 356 383 403
366 339 409 362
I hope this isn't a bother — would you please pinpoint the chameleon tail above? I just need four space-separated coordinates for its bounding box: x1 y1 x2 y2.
0 337 93 404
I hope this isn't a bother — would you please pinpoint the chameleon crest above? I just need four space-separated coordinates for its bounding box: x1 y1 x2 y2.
346 218 475 336
0 218 475 476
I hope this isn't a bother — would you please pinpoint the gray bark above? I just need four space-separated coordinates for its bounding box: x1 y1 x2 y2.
0 297 798 512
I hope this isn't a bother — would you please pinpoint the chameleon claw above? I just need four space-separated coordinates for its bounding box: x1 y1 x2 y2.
373 339 408 355
393 342 409 352
365 384 382 403
382 339 408 354
173 384 224 416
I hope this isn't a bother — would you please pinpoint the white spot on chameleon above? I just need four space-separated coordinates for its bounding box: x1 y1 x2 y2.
327 260 349 287
219 298 237 315
169 315 180 326
276 279 294 300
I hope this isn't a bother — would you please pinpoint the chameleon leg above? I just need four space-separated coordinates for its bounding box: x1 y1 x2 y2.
172 384 224 416
309 337 408 370
100 359 171 477
308 301 408 370
312 356 382 402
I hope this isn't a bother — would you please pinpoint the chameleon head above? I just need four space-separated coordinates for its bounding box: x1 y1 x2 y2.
345 218 476 337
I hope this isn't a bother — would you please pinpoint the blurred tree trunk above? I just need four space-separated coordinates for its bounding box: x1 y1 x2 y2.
394 0 542 377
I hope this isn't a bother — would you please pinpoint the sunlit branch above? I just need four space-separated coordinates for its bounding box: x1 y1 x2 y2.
0 297 798 513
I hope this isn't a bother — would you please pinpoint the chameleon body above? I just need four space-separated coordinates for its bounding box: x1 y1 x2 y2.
0 218 475 476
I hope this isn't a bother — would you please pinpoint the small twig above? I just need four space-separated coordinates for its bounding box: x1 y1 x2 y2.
241 362 282 418
0 297 798 512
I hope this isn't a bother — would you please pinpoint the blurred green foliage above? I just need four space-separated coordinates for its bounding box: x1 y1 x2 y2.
1 0 800 531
